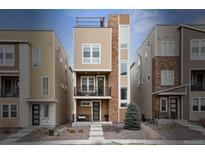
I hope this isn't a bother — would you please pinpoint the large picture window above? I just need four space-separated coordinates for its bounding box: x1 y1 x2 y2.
191 39 205 60
81 76 95 91
82 44 100 64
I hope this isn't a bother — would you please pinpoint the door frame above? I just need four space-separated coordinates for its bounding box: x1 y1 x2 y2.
169 96 180 119
32 104 40 126
91 100 101 122
96 75 105 96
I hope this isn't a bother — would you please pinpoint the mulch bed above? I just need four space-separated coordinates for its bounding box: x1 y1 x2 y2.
0 128 20 141
17 126 90 143
103 122 205 140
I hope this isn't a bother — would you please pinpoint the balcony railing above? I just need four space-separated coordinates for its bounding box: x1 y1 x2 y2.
0 88 19 97
74 87 111 97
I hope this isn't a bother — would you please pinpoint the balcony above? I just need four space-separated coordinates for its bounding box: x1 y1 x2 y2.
1 88 19 97
74 87 111 97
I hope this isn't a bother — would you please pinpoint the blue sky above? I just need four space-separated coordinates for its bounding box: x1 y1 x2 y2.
1 9 205 66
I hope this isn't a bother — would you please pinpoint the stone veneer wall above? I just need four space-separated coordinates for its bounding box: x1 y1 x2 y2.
152 56 181 118
108 15 119 123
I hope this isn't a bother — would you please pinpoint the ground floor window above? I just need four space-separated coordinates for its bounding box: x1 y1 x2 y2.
193 97 205 112
160 97 168 112
0 104 17 118
43 104 49 117
81 101 91 107
120 87 128 108
10 104 17 118
2 105 9 118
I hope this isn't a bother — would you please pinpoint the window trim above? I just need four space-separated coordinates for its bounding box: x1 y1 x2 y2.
81 101 91 107
161 70 174 86
160 40 175 56
119 25 129 50
120 60 128 76
192 97 205 112
82 43 101 64
0 44 15 66
32 47 41 68
160 97 168 112
41 76 49 97
190 39 205 60
120 86 128 108
80 76 95 92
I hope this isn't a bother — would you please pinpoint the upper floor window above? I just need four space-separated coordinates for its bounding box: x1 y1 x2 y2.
81 76 95 91
120 61 128 75
120 25 129 49
42 77 49 96
161 70 174 85
82 44 101 64
191 70 205 91
0 45 14 65
160 40 175 56
191 39 205 60
32 47 41 68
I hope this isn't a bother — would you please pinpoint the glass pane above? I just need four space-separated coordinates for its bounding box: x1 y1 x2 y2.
3 105 9 110
121 62 127 75
83 58 91 64
121 102 127 108
3 112 9 118
11 105 16 111
83 51 90 58
121 88 127 100
92 58 99 64
44 105 49 117
11 112 17 118
93 52 99 58
43 78 48 95
120 26 129 47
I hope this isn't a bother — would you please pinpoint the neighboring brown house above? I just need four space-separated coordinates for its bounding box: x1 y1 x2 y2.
131 24 205 122
73 14 130 123
0 30 73 128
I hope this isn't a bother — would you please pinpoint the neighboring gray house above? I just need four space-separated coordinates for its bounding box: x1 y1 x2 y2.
131 24 205 122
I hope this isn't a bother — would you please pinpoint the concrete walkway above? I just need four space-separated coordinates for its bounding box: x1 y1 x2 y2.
0 127 34 144
176 121 205 135
89 123 104 142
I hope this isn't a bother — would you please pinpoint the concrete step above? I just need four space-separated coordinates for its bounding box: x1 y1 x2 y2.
89 131 103 136
90 127 103 131
89 137 104 140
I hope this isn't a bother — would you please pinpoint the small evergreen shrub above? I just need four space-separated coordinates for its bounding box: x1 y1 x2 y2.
124 103 141 130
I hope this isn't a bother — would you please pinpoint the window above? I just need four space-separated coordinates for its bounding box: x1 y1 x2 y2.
81 101 91 107
161 70 174 85
120 25 129 49
160 40 175 56
10 105 17 118
42 77 49 96
193 98 199 111
81 77 95 91
191 70 205 91
160 97 168 112
2 105 9 118
120 87 128 108
32 48 41 68
120 61 127 75
0 45 14 65
44 104 49 117
191 39 205 60
82 44 100 64
201 98 205 111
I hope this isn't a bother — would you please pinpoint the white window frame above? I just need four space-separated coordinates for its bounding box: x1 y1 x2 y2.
160 97 168 112
190 39 205 60
120 60 128 76
119 25 129 49
192 97 205 112
81 101 91 107
41 76 49 96
82 44 101 64
160 40 175 56
81 76 95 92
43 104 49 118
161 70 174 86
0 45 15 66
120 86 128 108
32 47 41 68
1 104 17 119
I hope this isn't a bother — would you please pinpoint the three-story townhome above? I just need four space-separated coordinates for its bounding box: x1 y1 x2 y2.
73 14 130 123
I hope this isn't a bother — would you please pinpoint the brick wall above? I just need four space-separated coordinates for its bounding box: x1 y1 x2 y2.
108 15 119 123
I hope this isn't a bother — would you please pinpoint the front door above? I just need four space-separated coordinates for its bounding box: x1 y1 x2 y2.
32 104 40 125
93 102 100 121
97 77 104 96
170 98 178 119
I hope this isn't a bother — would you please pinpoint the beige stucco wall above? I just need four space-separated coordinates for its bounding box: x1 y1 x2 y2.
74 28 112 71
0 98 19 127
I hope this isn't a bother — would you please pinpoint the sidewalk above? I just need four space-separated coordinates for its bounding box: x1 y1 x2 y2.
0 128 34 144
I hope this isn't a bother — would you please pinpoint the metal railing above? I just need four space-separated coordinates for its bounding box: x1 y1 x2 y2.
74 87 111 97
76 17 105 27
0 88 19 97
